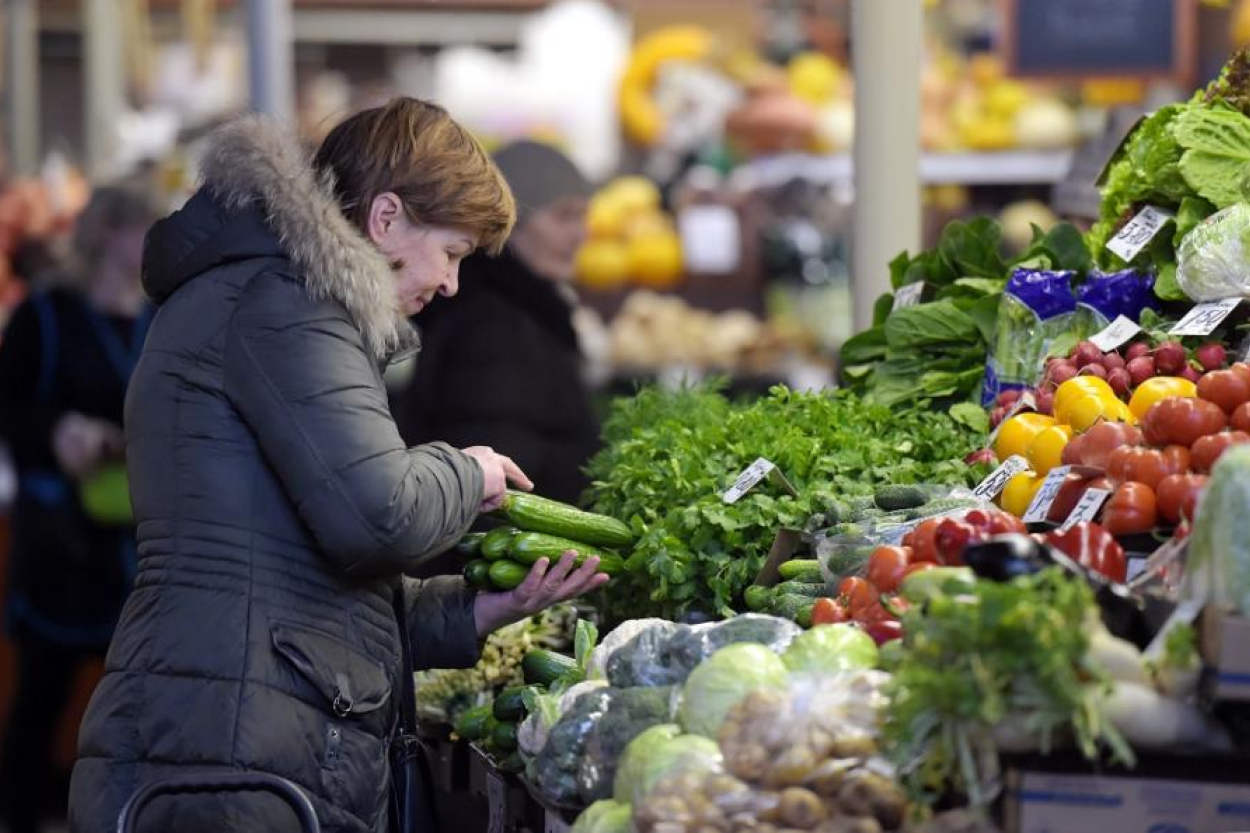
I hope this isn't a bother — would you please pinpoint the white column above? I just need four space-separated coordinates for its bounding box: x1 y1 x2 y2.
246 0 294 120
5 0 40 175
83 0 127 179
850 0 923 332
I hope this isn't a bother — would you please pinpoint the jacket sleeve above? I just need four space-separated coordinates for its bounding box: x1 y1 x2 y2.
223 272 484 577
402 575 480 670
0 297 66 469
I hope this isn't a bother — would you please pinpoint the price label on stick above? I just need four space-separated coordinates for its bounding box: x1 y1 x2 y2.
1088 315 1142 353
971 455 1030 501
1023 465 1072 524
1106 205 1174 262
723 458 775 504
892 281 924 311
1058 488 1112 532
1169 297 1242 337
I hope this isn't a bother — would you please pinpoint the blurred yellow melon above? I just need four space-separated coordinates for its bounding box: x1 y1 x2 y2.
969 54 1006 87
628 232 684 290
788 51 843 105
576 239 631 290
984 80 1029 119
961 117 1015 151
586 195 631 239
605 176 662 216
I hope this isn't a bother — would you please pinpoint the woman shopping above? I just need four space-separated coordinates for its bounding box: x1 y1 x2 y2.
68 99 608 833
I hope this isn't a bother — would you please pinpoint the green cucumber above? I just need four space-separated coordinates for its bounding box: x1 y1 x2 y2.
495 490 635 548
874 485 928 512
509 532 623 575
770 592 816 622
463 559 493 590
773 581 827 598
778 559 823 582
743 585 773 612
493 685 537 721
522 650 578 686
488 559 530 590
491 721 519 753
454 532 487 557
480 527 519 561
454 704 493 741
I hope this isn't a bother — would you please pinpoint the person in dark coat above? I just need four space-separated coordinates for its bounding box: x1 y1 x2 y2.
0 185 157 833
67 100 608 833
394 141 599 505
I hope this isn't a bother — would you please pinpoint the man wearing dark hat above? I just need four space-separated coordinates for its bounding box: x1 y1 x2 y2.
394 140 600 504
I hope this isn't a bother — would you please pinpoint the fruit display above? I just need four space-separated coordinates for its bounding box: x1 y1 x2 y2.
576 177 683 292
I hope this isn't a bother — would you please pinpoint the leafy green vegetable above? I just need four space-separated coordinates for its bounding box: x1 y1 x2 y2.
1174 106 1250 207
781 624 878 674
883 569 1132 806
884 299 980 348
678 643 787 737
613 725 721 806
571 800 634 833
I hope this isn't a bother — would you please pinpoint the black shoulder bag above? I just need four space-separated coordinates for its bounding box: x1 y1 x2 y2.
390 585 439 833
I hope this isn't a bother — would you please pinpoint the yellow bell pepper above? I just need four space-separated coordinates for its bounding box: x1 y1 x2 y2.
1053 377 1118 424
1026 424 1074 475
994 412 1056 462
1000 471 1043 517
1128 377 1197 419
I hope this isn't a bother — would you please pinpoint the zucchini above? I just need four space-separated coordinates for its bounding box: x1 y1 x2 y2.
522 650 578 686
495 490 635 548
454 704 493 741
743 585 773 612
874 485 928 512
493 685 536 721
509 532 624 575
488 559 530 590
774 581 827 598
490 721 519 752
778 559 823 582
463 559 493 590
480 527 518 561
454 532 487 557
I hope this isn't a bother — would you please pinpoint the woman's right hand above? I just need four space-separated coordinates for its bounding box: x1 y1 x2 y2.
461 445 534 512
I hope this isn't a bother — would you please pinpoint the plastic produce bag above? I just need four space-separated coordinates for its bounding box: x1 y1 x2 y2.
781 624 879 674
571 800 635 833
677 643 788 737
1177 203 1250 301
981 268 1079 406
518 680 608 760
667 614 803 672
633 768 777 833
603 621 690 688
613 724 723 807
577 686 676 803
530 687 614 805
1075 269 1158 326
1186 444 1250 615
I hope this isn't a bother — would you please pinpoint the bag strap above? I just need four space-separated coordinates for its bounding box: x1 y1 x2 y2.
391 581 419 734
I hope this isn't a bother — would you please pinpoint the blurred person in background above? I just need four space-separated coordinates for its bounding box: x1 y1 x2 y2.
394 140 600 505
0 185 157 833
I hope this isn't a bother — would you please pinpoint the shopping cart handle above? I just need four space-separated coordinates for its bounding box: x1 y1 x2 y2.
116 771 321 833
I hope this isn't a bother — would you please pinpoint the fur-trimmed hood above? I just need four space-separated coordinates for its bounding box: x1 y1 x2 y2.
142 116 417 360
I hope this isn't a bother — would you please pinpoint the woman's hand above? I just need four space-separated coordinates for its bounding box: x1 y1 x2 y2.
52 412 124 479
461 445 534 513
472 551 608 637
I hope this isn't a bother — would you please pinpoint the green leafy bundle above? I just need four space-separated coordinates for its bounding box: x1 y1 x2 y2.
883 569 1132 807
1088 49 1250 299
840 218 1090 409
584 383 983 623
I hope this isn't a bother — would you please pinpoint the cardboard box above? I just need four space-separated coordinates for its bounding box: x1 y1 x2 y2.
1201 607 1250 703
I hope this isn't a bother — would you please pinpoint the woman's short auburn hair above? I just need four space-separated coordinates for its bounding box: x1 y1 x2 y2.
313 97 515 255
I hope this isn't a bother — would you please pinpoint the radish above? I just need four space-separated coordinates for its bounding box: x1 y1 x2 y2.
1125 342 1151 361
964 448 996 466
1048 361 1078 387
1102 352 1126 372
1107 367 1131 396
996 389 1022 407
1155 341 1187 375
990 406 1008 428
1127 355 1155 386
1034 388 1054 415
1180 364 1201 383
1079 364 1108 380
1196 342 1227 372
1073 341 1103 369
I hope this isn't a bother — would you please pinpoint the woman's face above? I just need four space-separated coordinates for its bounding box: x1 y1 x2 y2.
508 195 588 282
366 193 476 316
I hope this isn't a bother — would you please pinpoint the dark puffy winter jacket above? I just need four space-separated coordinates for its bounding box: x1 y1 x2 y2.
68 117 485 833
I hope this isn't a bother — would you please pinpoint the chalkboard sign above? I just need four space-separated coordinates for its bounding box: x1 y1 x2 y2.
1002 0 1195 82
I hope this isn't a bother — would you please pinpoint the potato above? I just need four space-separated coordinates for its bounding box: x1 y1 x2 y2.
780 787 828 829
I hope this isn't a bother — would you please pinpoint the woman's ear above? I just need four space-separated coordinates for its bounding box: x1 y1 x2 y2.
366 192 404 246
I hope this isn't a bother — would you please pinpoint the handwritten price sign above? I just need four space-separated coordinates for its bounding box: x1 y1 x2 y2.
972 455 1030 501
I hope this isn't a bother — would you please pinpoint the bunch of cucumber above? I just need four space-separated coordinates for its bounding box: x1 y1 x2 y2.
742 558 828 626
456 491 635 593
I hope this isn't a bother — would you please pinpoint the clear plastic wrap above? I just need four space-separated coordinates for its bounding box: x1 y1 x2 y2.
667 614 803 670
571 800 635 833
1177 203 1250 301
576 686 677 803
530 686 614 805
677 643 789 738
981 268 1081 406
518 679 608 760
613 724 723 807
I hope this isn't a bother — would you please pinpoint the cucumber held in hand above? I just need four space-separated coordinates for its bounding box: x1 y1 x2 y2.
463 559 493 590
509 532 624 575
487 559 530 590
479 526 519 561
454 532 487 557
495 490 635 548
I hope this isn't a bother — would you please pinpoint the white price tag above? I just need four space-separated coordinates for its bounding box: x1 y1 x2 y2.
892 282 924 311
1058 487 1112 532
486 771 507 833
1169 297 1242 337
971 455 1031 501
1105 205 1174 262
678 204 741 274
1023 465 1072 524
545 811 572 833
1088 315 1143 353
723 457 776 504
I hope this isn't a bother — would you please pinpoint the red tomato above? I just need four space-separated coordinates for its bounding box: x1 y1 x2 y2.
1102 482 1158 536
1198 369 1250 415
838 576 878 613
935 518 985 566
1232 362 1250 389
863 620 904 646
1046 473 1092 523
866 546 912 594
1106 445 1188 490
1079 421 1144 470
810 597 850 625
909 518 943 563
1061 433 1088 466
963 509 994 531
902 561 938 579
1191 431 1250 474
1141 398 1228 447
988 511 1028 535
1233 402 1250 434
1156 473 1208 525
1045 522 1127 582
